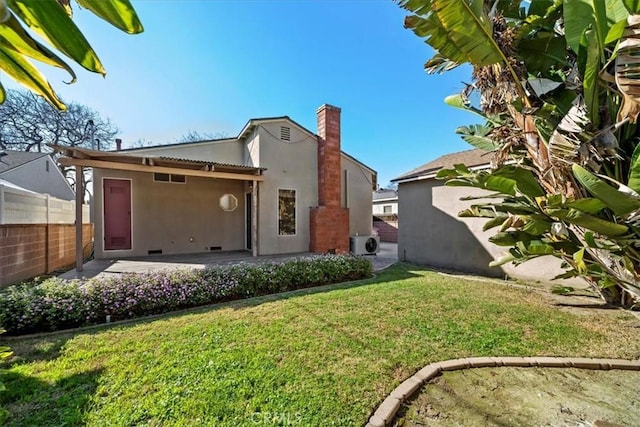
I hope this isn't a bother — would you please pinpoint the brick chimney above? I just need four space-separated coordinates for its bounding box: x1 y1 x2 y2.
309 104 350 253
115 138 122 151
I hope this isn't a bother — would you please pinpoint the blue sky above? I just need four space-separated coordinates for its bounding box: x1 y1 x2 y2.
5 0 476 187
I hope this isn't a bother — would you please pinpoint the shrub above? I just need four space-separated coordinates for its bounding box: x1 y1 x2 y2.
0 255 372 335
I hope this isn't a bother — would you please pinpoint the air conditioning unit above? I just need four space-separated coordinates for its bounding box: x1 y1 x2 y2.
350 235 380 255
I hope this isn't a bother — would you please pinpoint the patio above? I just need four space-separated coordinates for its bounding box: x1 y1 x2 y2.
58 243 398 280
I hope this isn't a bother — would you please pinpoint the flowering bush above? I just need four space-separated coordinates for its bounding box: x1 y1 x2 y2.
0 254 372 335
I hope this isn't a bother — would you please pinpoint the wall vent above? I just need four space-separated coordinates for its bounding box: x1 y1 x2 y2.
148 249 163 255
209 246 222 251
280 126 291 141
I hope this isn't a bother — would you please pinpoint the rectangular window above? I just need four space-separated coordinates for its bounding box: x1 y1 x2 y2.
153 173 186 183
278 189 296 235
383 205 392 213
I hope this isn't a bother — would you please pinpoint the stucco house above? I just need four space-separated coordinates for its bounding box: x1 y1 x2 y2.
0 151 74 201
392 149 572 283
372 188 398 243
54 104 377 260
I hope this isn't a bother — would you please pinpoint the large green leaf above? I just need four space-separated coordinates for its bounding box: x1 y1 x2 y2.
456 124 500 151
0 44 65 109
399 0 508 68
573 164 640 215
546 207 629 236
566 198 607 214
582 28 601 125
492 166 545 198
0 13 76 82
485 175 516 195
489 231 537 246
76 0 143 34
628 143 640 193
564 0 628 53
622 0 640 13
7 0 105 74
517 33 566 75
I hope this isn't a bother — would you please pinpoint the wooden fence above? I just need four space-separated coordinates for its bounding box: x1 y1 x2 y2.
0 224 94 286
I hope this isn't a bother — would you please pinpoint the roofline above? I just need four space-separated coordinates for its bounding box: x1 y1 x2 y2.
341 150 376 175
237 116 316 140
0 151 49 176
118 137 238 152
373 197 398 203
392 162 492 184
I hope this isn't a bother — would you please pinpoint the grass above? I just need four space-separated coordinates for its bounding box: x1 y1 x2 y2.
1 263 639 426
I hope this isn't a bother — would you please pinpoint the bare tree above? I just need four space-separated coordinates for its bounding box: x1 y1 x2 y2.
177 130 227 143
0 89 119 199
0 89 118 152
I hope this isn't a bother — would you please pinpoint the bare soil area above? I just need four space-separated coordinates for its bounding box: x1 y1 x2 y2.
395 367 640 426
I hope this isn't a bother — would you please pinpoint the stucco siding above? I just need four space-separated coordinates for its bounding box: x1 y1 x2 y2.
1 156 74 201
255 122 318 255
342 154 373 237
398 180 572 283
93 168 245 259
125 140 243 164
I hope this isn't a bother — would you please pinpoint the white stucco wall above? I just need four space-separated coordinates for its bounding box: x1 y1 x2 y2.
1 156 74 201
342 154 374 237
373 200 398 215
93 168 245 259
253 121 318 255
398 179 580 284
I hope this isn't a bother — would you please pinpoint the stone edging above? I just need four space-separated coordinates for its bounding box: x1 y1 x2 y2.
365 356 640 427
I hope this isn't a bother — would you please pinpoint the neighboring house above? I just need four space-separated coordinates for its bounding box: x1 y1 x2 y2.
54 104 377 259
392 149 573 283
372 188 398 243
0 151 75 200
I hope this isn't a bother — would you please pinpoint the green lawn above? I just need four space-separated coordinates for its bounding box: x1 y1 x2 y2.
1 264 639 426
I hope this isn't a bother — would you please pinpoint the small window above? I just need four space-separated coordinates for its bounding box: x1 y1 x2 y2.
219 194 238 212
45 160 50 172
154 173 186 183
383 205 392 213
280 126 291 141
278 189 296 235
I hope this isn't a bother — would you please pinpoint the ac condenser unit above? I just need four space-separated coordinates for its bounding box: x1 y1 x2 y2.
350 235 380 255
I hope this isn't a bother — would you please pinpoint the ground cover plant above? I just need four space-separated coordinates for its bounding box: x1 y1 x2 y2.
0 254 372 335
1 264 638 426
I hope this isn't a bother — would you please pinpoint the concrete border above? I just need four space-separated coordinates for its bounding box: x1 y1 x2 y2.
365 356 640 427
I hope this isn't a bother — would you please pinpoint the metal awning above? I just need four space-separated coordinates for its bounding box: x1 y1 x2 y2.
49 145 266 181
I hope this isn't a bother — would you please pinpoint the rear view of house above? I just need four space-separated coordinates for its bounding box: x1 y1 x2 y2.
56 105 377 260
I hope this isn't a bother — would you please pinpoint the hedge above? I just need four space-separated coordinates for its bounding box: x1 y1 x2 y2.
0 254 372 335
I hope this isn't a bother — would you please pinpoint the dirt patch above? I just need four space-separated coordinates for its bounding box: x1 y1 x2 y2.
395 367 640 426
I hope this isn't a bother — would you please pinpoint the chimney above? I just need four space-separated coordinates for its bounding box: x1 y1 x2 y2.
115 138 122 151
309 104 350 254
316 104 341 208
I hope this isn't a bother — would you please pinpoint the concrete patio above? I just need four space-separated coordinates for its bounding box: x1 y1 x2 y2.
59 242 398 280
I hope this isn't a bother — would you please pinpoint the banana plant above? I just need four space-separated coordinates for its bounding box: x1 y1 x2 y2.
398 0 640 306
0 0 143 110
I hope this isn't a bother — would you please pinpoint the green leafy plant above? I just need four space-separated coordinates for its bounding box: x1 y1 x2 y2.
0 0 143 110
397 0 640 306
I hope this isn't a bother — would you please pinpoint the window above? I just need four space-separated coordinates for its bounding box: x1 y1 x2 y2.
219 194 238 212
278 189 296 235
153 173 186 183
383 205 392 213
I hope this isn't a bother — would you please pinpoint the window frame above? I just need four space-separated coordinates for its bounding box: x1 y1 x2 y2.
277 188 297 236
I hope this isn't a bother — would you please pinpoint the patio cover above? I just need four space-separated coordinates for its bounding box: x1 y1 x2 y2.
50 145 266 271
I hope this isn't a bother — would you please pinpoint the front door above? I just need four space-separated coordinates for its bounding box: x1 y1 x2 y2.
104 179 131 251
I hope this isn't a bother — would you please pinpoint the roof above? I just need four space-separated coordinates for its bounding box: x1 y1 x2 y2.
0 178 37 193
392 149 492 183
373 189 398 201
0 151 49 175
49 145 266 181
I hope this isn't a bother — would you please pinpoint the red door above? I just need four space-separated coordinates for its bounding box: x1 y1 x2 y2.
104 179 131 250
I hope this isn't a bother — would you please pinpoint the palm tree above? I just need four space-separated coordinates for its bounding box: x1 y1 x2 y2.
397 0 640 306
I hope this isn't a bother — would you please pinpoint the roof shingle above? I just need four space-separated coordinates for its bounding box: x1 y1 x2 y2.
392 149 491 182
0 151 48 175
